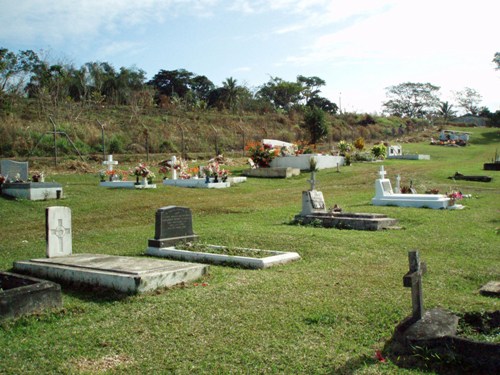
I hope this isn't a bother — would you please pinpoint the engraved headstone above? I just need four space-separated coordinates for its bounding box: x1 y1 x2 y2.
46 206 72 258
1 160 29 181
148 206 199 248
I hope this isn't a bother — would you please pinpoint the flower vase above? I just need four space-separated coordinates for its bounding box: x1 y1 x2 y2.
222 176 227 182
135 176 140 185
142 177 148 186
205 176 210 183
214 176 219 183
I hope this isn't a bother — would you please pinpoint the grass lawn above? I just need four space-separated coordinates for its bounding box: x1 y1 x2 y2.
1 127 499 374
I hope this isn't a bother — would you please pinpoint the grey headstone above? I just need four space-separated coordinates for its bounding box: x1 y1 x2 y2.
1 160 29 181
46 206 72 258
148 206 198 248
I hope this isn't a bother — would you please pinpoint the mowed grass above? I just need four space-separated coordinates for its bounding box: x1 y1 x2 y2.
0 127 499 374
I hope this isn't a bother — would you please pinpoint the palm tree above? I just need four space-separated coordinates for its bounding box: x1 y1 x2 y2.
222 77 239 112
438 101 456 121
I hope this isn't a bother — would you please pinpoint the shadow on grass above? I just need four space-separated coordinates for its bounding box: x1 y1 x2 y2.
332 354 391 375
472 130 500 146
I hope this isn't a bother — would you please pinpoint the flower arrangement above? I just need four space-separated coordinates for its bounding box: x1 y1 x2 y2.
294 141 314 155
202 162 230 181
31 171 44 182
0 174 5 185
447 191 463 200
147 172 156 183
245 141 279 168
158 157 188 178
130 163 152 178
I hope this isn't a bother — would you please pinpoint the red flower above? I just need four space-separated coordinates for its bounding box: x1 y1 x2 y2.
375 350 386 363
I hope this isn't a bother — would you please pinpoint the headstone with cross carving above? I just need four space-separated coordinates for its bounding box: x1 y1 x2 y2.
403 250 427 323
46 206 72 258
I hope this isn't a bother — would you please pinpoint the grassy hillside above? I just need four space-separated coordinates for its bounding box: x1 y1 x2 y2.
0 127 498 374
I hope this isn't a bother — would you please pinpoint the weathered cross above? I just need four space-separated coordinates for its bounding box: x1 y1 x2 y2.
102 154 118 173
403 250 427 322
50 218 71 255
307 171 317 191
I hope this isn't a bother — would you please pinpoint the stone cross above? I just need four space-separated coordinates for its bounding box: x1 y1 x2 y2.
307 171 317 191
102 154 118 173
403 250 427 322
46 206 72 258
395 174 401 194
378 165 387 179
171 156 178 180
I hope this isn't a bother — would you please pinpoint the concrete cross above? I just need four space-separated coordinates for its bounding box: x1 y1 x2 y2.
307 171 317 191
102 154 118 173
378 165 387 179
403 250 427 322
395 174 401 193
171 156 178 180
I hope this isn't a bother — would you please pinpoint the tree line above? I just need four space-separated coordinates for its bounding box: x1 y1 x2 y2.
0 47 338 116
1 47 498 127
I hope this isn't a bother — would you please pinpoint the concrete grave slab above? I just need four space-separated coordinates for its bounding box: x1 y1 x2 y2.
1 182 63 200
14 254 208 294
0 271 62 321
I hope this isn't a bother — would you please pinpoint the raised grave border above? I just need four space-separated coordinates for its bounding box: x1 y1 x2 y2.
2 182 63 200
146 245 301 269
0 271 62 321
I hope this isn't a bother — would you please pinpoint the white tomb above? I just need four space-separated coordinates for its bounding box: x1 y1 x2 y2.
14 207 208 293
372 166 463 209
1 160 63 200
99 155 156 189
387 145 430 160
270 154 345 171
162 155 232 189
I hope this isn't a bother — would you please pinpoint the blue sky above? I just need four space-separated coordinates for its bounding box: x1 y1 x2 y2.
1 0 499 114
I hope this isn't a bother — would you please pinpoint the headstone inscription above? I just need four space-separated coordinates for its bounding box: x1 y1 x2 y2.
148 206 199 248
1 160 29 181
403 250 426 323
46 206 72 258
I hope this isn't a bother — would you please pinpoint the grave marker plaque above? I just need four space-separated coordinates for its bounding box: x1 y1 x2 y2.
46 206 72 258
148 206 198 248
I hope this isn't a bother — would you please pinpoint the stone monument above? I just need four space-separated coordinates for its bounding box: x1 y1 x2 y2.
148 206 199 248
294 165 398 230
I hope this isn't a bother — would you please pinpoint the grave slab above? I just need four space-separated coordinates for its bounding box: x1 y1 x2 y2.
99 181 156 189
2 182 63 200
162 178 230 189
270 154 344 170
0 271 62 321
479 281 500 297
13 254 208 294
242 167 300 178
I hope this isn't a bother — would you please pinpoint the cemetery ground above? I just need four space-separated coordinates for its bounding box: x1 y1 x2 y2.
0 127 499 374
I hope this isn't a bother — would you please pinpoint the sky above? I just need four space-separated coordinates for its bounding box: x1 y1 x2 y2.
1 0 499 114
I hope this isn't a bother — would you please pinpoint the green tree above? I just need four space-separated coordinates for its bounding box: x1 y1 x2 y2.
454 87 482 115
297 75 325 104
438 101 456 121
302 106 328 144
382 82 441 118
0 48 39 95
256 76 303 110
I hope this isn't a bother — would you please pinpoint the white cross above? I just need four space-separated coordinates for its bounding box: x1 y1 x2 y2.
51 219 71 254
102 154 118 173
171 156 177 180
378 166 387 179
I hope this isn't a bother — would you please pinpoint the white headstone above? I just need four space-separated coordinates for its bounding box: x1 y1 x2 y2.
46 206 72 258
171 156 178 180
102 154 118 173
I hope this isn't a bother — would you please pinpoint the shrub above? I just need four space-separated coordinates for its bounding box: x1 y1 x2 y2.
353 137 365 151
371 143 387 159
